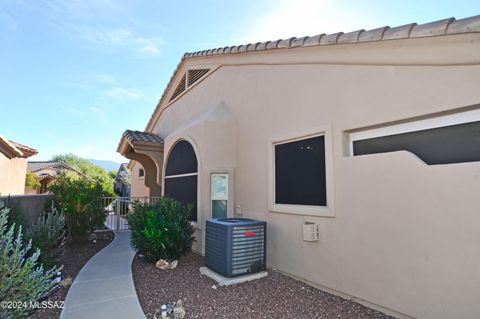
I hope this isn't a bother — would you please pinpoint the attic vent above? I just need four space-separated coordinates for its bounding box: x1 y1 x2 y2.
170 74 186 101
187 69 210 87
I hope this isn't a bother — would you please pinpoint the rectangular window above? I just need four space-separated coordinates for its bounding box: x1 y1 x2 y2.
274 135 326 206
164 175 197 222
349 109 480 165
138 168 144 177
211 174 228 219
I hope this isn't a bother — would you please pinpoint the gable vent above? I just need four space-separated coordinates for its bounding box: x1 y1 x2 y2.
169 74 186 101
187 69 210 87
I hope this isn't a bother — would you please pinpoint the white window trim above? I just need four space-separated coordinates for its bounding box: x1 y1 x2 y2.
206 168 235 220
349 109 480 156
268 126 335 217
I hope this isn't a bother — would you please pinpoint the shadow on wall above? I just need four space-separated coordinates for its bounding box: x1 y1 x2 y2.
0 194 54 222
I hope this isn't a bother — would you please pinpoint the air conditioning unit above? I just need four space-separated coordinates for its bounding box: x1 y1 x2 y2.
205 218 266 278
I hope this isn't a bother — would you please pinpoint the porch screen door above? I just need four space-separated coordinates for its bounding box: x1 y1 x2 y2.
211 174 228 219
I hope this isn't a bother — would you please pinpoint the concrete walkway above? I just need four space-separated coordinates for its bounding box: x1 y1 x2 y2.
60 231 146 319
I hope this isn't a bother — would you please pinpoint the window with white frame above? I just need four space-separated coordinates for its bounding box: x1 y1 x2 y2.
274 135 327 207
349 109 480 165
211 174 228 219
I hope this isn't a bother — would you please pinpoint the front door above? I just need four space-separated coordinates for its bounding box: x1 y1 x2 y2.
211 173 228 219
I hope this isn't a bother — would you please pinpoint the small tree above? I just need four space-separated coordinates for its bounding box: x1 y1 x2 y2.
51 154 115 196
25 172 40 189
49 173 107 236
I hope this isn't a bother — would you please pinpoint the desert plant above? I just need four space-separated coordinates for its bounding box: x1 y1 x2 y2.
49 173 107 236
128 197 195 262
27 205 66 268
0 207 59 319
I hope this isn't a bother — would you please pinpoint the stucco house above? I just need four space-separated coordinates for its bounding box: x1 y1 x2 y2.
117 16 480 319
0 135 38 196
127 160 150 198
26 161 84 194
113 163 131 197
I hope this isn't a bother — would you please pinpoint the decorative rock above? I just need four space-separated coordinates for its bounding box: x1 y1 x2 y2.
173 300 186 319
60 277 73 287
88 233 97 241
156 259 178 270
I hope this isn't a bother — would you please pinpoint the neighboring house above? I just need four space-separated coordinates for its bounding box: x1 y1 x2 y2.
26 161 83 194
0 135 37 196
117 16 480 319
128 161 150 198
113 163 131 197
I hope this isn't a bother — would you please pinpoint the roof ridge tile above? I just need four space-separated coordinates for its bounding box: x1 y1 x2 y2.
410 17 455 38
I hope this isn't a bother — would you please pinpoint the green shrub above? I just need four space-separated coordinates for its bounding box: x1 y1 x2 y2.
52 154 115 196
128 197 195 262
25 172 40 189
27 206 66 268
49 173 107 236
0 208 58 319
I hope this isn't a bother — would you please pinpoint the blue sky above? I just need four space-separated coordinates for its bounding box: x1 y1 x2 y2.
1 0 479 164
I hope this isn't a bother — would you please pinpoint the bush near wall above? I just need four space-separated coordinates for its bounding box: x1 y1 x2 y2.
128 197 195 262
28 206 66 268
0 207 59 319
49 173 107 236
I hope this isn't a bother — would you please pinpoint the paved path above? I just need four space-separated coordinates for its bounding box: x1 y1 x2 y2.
60 231 146 319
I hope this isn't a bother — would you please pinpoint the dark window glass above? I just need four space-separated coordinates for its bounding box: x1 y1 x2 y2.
164 140 198 221
138 168 144 177
164 175 197 222
353 121 480 165
275 136 326 206
165 140 198 176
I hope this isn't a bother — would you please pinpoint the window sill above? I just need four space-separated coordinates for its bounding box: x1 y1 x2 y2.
269 203 335 217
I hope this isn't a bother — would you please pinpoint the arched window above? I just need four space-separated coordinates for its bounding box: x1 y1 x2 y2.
164 140 198 221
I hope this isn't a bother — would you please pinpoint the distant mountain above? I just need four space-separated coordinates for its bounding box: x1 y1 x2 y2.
87 159 122 172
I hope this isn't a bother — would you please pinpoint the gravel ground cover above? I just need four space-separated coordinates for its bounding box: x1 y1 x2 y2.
29 231 115 319
133 253 396 319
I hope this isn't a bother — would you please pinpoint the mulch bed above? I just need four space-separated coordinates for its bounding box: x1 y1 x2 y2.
29 231 115 319
132 253 395 319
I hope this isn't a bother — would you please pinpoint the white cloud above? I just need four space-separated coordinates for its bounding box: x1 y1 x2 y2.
89 106 107 117
71 25 163 55
22 1 164 56
235 0 379 44
63 106 89 116
105 87 144 100
89 74 117 84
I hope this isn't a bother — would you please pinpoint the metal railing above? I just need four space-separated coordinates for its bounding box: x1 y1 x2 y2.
101 196 162 231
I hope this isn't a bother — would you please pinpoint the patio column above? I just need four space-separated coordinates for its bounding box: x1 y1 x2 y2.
117 130 164 197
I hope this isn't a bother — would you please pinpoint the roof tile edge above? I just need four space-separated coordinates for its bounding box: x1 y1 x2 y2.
144 15 480 132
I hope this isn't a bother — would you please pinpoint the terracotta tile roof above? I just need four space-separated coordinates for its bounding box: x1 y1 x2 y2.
123 130 164 144
0 135 37 158
10 140 38 157
144 15 480 132
183 16 479 58
27 161 82 176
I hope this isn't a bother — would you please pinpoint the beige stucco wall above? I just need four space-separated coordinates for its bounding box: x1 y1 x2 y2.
150 33 480 319
130 161 150 198
0 152 27 196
